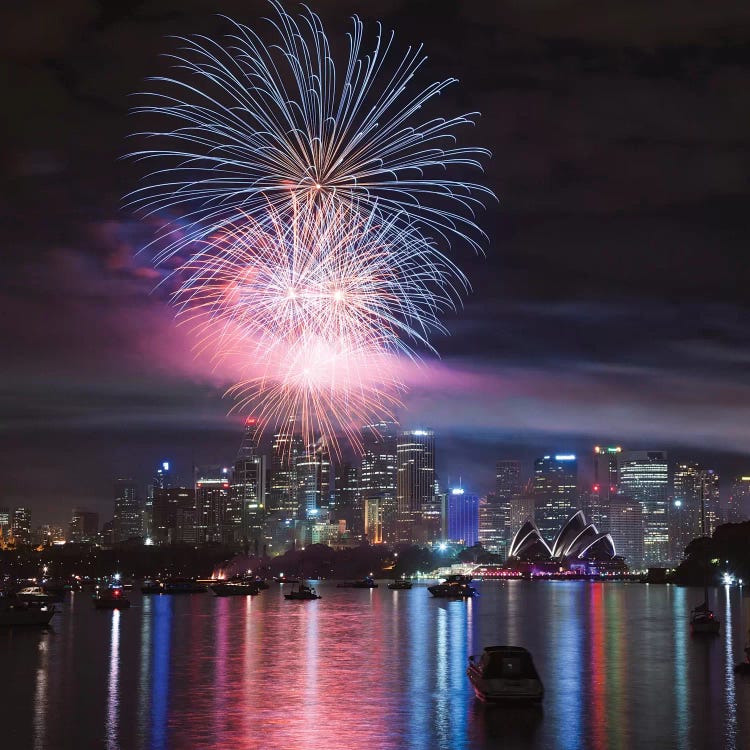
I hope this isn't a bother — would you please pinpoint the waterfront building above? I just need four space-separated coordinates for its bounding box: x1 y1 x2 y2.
446 488 479 547
360 421 398 543
11 507 32 546
673 463 720 542
232 418 267 551
333 462 360 534
153 487 194 543
396 429 436 544
113 478 141 543
69 508 99 543
618 451 668 564
533 454 578 543
609 495 644 566
728 476 750 522
296 437 331 520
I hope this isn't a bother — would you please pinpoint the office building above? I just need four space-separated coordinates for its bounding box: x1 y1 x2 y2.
333 462 360 533
153 487 194 543
479 460 521 556
446 488 479 547
396 429 436 544
296 437 330 520
533 454 578 543
508 488 537 541
269 419 304 516
609 495 644 566
11 507 32 546
589 446 622 528
113 478 142 543
673 463 720 542
618 451 668 564
0 507 10 543
69 508 99 543
360 421 398 543
233 418 267 549
195 466 232 543
728 476 750 522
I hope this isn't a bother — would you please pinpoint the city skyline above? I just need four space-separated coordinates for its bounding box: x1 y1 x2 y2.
2 2 750 521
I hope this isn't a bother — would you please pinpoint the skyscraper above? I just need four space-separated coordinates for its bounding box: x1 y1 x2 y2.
69 508 99 543
113 478 142 543
609 495 644 566
360 421 398 543
673 463 720 543
153 487 194 543
296 437 331 519
618 451 668 564
195 466 232 543
590 446 622 528
144 460 172 540
479 460 521 556
396 429 436 544
533 454 578 543
508 486 537 540
446 488 479 546
333 462 360 532
728 476 750 522
269 419 304 516
11 507 32 546
232 417 267 549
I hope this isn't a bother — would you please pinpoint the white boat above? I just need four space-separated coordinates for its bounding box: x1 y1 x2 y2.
467 646 544 703
16 586 55 605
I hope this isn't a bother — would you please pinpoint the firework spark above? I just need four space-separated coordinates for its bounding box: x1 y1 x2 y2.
127 0 493 263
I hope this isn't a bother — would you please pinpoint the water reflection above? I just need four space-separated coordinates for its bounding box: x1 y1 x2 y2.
3 582 749 750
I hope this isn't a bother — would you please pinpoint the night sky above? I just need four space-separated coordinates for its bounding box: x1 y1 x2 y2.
2 1 750 522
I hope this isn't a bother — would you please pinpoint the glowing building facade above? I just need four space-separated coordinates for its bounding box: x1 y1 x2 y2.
533 454 578 542
396 429 436 544
360 421 398 543
446 488 479 546
113 478 141 543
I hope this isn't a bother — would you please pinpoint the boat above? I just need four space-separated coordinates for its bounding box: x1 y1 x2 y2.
337 577 378 589
141 579 163 594
467 646 544 703
162 578 208 594
16 586 57 605
690 480 720 635
210 581 260 597
274 575 299 584
284 583 321 600
0 597 56 627
93 587 131 609
428 574 477 598
387 579 413 590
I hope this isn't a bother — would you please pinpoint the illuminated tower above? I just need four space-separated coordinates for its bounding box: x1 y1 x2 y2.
333 462 360 533
195 466 231 543
360 420 398 543
113 478 142 543
481 460 521 556
728 476 750 522
533 454 578 543
673 462 720 547
396 429 436 544
232 417 267 550
11 507 32 547
447 488 479 546
618 451 668 564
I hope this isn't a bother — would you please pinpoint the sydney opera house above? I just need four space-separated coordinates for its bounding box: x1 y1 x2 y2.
506 511 627 574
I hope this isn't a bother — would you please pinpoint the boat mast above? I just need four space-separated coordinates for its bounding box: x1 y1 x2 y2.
701 476 709 606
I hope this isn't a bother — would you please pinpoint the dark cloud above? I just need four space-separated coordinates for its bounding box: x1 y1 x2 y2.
1 1 749 520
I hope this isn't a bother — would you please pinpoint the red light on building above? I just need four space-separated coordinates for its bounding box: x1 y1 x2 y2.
593 484 600 492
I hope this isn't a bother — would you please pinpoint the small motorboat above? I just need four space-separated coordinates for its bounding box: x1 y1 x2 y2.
93 587 131 609
141 579 163 594
387 579 413 590
274 575 299 584
16 586 57 605
690 601 720 634
338 577 378 589
162 578 208 594
284 583 321 600
467 646 544 703
210 581 260 597
428 574 477 598
0 597 56 627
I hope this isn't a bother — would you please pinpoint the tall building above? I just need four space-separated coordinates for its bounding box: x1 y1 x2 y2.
446 488 479 546
508 487 537 540
333 463 360 532
673 463 720 544
0 506 10 544
609 495 644 566
533 454 578 543
195 466 232 543
728 476 750 522
153 487 194 543
232 418 267 549
479 461 521 556
360 421 398 543
589 446 622 528
144 460 172 540
296 438 330 520
269 419 304 516
618 451 668 564
69 508 99 543
11 507 32 546
396 429 436 544
113 478 142 543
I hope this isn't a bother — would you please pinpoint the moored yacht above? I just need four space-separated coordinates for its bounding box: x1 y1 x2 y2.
387 579 413 590
0 597 56 627
467 646 544 703
16 586 56 605
210 580 260 597
428 574 476 598
93 587 131 609
284 582 321 600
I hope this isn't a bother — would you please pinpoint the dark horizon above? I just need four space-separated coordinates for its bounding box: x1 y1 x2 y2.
2 0 750 523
